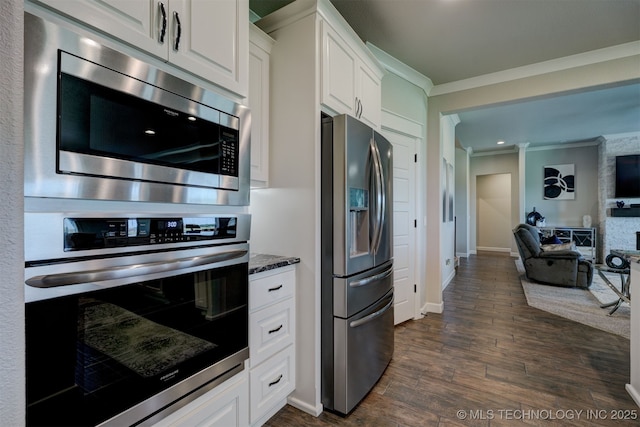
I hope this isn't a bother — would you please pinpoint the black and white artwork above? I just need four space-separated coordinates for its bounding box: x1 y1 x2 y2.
544 164 575 200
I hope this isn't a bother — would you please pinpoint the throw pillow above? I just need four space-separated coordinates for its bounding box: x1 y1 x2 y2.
541 235 562 245
541 242 575 252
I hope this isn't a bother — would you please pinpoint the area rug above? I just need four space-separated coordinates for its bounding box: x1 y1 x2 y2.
516 260 630 339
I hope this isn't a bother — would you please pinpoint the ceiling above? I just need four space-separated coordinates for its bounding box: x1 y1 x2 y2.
250 0 640 152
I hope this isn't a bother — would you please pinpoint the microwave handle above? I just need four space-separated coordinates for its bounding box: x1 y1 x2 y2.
26 249 248 288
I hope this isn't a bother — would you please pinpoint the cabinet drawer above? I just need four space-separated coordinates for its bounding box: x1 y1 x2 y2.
249 345 295 424
249 267 295 311
250 298 294 367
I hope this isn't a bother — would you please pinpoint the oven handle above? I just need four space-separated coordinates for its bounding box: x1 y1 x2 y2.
25 249 248 288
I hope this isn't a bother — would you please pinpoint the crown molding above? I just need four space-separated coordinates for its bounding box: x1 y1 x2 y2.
366 42 433 96
430 41 640 97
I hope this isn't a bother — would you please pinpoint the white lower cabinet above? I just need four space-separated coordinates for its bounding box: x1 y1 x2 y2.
152 368 249 427
249 266 296 426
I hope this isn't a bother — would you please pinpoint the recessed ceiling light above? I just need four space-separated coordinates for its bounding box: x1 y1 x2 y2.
145 129 156 135
497 140 505 145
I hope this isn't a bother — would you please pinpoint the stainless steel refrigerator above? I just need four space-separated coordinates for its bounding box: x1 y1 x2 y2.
321 114 394 415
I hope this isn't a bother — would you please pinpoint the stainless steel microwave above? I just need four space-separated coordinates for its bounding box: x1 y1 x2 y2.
24 12 250 206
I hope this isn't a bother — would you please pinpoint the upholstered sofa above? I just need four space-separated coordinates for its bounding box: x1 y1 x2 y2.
513 223 593 288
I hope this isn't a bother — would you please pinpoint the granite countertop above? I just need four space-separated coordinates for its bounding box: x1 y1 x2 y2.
249 253 300 275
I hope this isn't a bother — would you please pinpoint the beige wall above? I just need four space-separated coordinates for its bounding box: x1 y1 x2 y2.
470 153 520 254
476 173 512 251
425 53 640 305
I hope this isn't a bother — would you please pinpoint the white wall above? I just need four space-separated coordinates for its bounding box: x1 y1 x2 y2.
0 0 25 424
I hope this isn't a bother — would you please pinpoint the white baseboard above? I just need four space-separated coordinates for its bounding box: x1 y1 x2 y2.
456 252 469 258
476 246 511 253
442 269 455 291
626 384 640 408
422 301 443 314
286 395 323 417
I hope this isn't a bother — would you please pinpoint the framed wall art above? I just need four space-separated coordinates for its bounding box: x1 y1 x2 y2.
544 164 575 200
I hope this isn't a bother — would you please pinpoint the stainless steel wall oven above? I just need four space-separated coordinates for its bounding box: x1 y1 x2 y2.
24 12 250 206
24 212 251 426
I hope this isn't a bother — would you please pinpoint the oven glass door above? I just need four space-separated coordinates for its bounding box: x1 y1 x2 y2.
26 262 248 427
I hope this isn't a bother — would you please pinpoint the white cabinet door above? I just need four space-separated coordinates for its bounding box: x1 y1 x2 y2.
169 0 248 96
34 0 166 57
33 0 248 96
321 22 357 118
356 61 382 129
320 20 381 128
249 25 273 185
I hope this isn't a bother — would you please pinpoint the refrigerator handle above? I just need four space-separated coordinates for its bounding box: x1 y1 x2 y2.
370 138 385 255
349 265 393 288
349 294 394 328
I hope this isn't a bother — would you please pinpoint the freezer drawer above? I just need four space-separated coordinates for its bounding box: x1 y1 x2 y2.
333 260 393 318
333 289 394 414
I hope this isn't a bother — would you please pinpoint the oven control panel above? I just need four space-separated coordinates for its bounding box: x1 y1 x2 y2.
63 216 237 251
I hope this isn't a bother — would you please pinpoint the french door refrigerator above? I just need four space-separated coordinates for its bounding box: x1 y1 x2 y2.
321 114 394 415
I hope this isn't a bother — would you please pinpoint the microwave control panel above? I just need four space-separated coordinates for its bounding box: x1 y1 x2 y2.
63 216 237 251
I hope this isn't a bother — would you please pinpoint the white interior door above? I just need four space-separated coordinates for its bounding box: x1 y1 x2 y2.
384 129 417 325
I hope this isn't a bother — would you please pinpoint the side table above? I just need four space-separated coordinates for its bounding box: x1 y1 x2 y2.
596 264 631 316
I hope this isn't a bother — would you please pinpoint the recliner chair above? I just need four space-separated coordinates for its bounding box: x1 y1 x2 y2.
513 223 593 288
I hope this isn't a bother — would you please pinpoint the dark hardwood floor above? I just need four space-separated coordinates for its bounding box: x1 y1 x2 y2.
265 252 638 426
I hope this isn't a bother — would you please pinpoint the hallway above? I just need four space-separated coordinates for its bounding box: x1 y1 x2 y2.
265 252 638 426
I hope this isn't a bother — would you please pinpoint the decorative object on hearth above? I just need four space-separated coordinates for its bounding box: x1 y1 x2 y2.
616 200 625 208
526 207 543 226
544 164 575 200
582 214 592 228
536 217 546 227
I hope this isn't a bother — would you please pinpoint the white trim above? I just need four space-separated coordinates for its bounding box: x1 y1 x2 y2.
286 395 323 417
625 384 640 408
525 139 601 152
470 147 519 157
476 246 512 253
442 268 455 291
381 109 422 138
422 301 443 314
430 41 640 96
366 42 433 96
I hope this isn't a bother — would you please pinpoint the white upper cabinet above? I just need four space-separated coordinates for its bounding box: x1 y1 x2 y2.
321 18 383 128
249 25 274 186
33 0 248 97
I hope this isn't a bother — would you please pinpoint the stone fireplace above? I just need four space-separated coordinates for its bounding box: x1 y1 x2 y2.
598 134 640 261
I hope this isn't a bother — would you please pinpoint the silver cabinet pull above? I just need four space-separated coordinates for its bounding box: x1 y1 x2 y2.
26 249 248 288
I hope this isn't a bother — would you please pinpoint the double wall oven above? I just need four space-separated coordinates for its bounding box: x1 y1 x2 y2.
25 213 250 426
24 10 251 427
